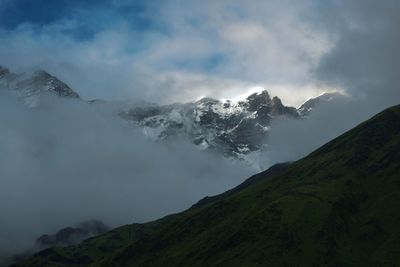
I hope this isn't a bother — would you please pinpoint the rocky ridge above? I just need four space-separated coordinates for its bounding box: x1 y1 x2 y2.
120 90 333 160
0 65 338 161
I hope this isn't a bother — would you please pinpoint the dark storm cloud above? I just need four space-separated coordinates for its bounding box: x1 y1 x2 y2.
260 96 375 166
260 0 400 166
316 0 400 108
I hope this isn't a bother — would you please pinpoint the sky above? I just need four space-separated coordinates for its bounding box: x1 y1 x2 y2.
257 0 400 165
0 1 398 107
0 0 400 263
0 0 334 106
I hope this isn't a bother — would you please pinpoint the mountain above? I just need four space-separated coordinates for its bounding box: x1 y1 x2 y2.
34 220 109 249
5 221 109 267
0 66 79 107
119 91 343 161
120 90 300 160
0 65 340 163
13 104 400 266
298 92 343 117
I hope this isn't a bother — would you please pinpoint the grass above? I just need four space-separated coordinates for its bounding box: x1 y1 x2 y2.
13 105 400 267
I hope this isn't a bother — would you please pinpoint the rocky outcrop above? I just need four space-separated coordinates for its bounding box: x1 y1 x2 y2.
35 220 109 248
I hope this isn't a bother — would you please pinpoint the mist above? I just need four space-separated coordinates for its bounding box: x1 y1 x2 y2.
260 96 380 166
1 0 400 263
257 0 400 166
0 92 253 258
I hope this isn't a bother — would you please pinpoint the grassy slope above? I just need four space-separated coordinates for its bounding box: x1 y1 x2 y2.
13 105 400 267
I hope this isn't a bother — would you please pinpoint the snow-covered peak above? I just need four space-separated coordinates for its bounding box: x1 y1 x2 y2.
195 97 220 105
0 66 80 107
298 92 342 116
229 86 267 103
26 69 80 98
121 89 300 161
0 65 337 167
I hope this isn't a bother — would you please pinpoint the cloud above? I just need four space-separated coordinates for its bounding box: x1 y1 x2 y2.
0 0 329 104
315 0 400 109
0 92 253 258
260 96 374 166
1 0 399 261
257 0 400 168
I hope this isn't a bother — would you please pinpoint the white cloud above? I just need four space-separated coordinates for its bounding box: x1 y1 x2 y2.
0 0 331 104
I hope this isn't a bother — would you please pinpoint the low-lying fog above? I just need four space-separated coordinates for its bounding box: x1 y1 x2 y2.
0 93 254 258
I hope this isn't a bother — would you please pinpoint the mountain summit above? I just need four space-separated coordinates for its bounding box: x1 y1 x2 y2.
0 65 339 163
0 66 79 107
13 104 400 266
120 90 300 160
119 89 336 162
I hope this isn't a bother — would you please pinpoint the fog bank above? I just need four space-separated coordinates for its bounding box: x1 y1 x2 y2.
0 92 253 258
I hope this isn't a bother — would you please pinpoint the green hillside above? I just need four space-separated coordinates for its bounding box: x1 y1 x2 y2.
13 105 400 267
